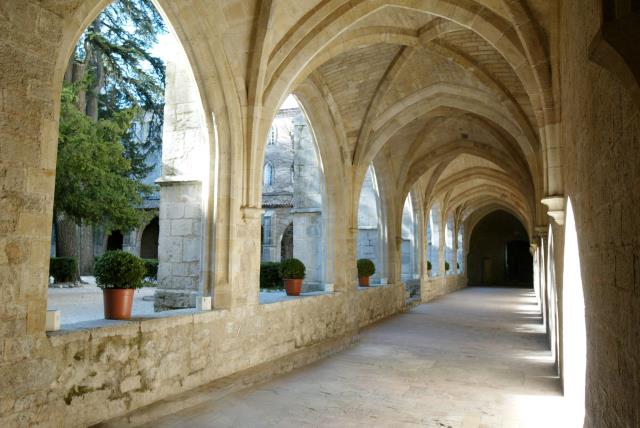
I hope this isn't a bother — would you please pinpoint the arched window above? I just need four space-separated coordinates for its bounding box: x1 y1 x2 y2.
445 215 454 275
428 206 440 276
268 125 277 145
456 226 464 273
263 162 274 187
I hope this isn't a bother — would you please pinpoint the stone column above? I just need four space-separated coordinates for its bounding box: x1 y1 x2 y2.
154 40 208 311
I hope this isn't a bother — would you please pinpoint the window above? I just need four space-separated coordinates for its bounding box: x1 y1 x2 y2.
268 126 277 145
264 162 274 187
262 215 272 245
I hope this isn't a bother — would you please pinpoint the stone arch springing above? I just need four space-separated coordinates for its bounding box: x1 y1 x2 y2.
357 165 387 284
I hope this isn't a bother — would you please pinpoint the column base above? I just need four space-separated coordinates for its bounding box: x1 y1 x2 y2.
154 289 200 311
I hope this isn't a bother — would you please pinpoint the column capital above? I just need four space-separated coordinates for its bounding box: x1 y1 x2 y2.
535 225 548 238
541 195 565 226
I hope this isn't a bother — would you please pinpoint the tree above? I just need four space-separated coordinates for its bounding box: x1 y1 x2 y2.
55 85 153 231
70 0 167 176
54 0 167 272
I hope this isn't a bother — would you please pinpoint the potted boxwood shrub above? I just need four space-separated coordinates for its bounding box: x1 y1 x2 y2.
357 258 376 286
94 250 146 320
445 261 450 272
280 258 305 296
427 260 432 272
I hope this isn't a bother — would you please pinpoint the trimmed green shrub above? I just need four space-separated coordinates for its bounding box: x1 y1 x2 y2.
49 257 78 283
427 260 432 271
445 261 450 271
280 258 306 279
94 251 146 289
260 262 283 289
357 258 376 277
456 262 460 270
142 259 158 279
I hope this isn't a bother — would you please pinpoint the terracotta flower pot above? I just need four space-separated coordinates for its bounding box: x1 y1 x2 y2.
359 276 370 287
284 278 303 296
102 288 135 320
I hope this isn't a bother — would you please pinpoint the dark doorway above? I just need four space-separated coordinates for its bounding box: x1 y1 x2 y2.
281 223 293 260
106 230 123 251
467 210 532 288
140 217 159 259
506 240 533 284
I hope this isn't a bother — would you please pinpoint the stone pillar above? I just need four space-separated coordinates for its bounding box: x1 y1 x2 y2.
154 40 208 311
155 179 203 310
292 209 323 290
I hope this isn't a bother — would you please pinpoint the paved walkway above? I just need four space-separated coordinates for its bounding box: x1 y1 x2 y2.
132 287 569 427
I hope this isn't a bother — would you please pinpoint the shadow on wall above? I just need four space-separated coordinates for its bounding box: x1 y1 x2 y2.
467 210 532 288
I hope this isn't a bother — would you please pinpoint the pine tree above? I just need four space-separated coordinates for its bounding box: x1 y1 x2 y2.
55 0 167 272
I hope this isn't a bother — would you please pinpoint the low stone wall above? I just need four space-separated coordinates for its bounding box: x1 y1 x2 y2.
421 274 467 302
1 284 404 428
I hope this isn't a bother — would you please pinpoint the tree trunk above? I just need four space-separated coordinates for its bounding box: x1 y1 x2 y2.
55 213 82 282
85 20 103 121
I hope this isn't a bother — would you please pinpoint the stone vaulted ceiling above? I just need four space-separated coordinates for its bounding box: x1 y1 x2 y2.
278 3 550 235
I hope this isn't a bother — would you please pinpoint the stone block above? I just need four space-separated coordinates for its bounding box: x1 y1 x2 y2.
171 219 193 236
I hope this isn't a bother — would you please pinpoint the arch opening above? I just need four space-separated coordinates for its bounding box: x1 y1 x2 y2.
562 199 587 426
467 210 533 288
357 165 387 285
47 0 213 324
259 95 327 295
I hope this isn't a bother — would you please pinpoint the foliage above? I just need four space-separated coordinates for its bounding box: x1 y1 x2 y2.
74 0 167 172
49 257 78 283
280 258 306 280
457 262 460 270
260 262 283 289
142 258 158 278
94 251 146 289
56 85 153 232
357 258 376 277
445 261 450 271
427 260 432 271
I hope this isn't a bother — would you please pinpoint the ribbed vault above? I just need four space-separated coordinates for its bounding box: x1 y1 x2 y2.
273 0 551 244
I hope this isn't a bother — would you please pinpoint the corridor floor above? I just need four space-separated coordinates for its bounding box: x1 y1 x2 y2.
136 287 567 427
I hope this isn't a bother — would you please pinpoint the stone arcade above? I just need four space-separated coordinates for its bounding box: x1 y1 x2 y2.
1 1 639 427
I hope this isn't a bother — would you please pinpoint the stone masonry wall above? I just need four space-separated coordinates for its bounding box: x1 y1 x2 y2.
421 275 467 303
560 1 640 426
0 284 404 428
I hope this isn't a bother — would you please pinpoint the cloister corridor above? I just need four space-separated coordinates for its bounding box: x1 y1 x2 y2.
98 288 565 428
